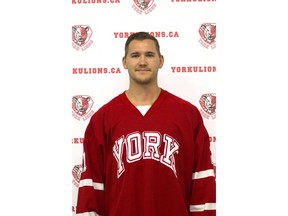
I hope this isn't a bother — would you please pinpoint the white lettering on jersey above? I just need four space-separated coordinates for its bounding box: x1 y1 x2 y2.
160 134 179 177
112 131 179 178
112 135 125 178
143 131 161 161
126 132 142 163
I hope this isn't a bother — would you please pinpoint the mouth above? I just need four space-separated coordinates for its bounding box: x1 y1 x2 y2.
136 68 150 72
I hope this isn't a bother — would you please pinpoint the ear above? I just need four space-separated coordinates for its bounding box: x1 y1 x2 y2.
159 55 164 69
122 57 128 69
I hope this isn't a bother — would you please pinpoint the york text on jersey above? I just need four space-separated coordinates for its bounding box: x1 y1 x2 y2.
113 131 180 178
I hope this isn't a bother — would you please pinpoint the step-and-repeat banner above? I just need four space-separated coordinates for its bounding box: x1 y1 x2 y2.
71 1 216 214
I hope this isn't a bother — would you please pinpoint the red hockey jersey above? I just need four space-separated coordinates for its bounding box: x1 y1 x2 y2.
76 89 216 216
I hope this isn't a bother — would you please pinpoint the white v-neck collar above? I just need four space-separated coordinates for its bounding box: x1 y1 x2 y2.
136 105 151 116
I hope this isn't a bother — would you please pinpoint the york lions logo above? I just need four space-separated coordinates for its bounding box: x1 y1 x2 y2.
199 93 216 119
132 0 156 14
72 25 93 51
198 23 216 49
134 0 152 9
72 164 84 188
72 164 83 184
72 95 95 121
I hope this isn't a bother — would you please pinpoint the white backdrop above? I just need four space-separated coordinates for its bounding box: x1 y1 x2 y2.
71 1 216 214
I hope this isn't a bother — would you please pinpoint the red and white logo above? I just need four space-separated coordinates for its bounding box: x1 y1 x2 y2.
199 93 216 119
72 164 83 188
72 25 93 51
132 0 156 15
198 23 216 49
72 95 95 121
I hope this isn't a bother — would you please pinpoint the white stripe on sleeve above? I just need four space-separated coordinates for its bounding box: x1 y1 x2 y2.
190 203 216 212
76 211 101 216
79 179 104 190
192 169 215 180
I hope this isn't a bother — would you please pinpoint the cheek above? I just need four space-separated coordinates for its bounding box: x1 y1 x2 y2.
123 61 136 69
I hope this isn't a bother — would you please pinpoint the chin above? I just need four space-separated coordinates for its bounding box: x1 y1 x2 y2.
135 78 152 85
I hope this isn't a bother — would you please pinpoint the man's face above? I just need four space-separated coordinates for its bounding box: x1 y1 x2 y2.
122 39 164 86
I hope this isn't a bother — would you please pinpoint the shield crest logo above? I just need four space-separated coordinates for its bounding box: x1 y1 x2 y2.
134 0 153 10
72 25 93 47
199 23 216 45
199 93 216 116
72 95 94 117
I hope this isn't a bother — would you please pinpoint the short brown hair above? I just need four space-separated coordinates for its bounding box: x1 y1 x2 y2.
124 32 161 57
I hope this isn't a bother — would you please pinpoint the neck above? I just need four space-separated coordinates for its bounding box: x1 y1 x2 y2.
125 86 161 106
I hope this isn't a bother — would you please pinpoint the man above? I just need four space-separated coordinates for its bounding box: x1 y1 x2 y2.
76 32 216 216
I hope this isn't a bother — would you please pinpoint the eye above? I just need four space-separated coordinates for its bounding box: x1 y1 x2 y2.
131 53 140 58
146 52 155 57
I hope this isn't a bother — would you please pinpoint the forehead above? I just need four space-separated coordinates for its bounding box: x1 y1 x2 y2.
127 39 157 53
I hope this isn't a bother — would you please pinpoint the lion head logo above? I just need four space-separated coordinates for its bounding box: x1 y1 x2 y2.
72 25 93 47
199 23 216 45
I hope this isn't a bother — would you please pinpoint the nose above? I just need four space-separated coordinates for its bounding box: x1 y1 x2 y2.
139 55 147 65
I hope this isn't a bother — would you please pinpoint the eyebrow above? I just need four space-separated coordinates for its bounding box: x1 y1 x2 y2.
130 51 156 55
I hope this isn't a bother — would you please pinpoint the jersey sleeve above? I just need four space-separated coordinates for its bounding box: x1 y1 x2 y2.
189 111 216 216
76 113 106 216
